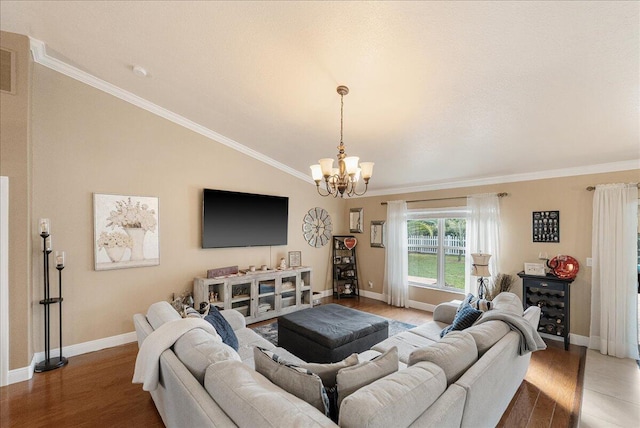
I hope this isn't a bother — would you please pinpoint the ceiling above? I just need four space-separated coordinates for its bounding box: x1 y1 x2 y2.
1 1 638 195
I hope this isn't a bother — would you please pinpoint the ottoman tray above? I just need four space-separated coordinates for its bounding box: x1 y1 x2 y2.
278 304 389 363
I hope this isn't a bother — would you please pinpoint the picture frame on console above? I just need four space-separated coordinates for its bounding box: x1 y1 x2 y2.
288 251 301 268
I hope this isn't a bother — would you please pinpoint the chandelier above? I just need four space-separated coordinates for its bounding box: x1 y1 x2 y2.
310 86 374 198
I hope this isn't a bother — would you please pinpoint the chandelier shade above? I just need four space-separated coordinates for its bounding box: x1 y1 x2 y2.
310 85 374 198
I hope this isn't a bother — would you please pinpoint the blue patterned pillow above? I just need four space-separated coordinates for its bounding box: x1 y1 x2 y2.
441 300 483 338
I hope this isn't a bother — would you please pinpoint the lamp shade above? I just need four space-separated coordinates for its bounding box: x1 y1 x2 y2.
359 162 374 179
471 253 492 277
344 156 359 175
310 165 323 181
319 158 334 176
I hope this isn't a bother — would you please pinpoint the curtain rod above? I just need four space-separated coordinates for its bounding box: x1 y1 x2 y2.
586 184 639 191
381 192 508 205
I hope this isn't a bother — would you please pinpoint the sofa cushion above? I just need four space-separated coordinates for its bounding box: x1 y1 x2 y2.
440 300 482 337
173 328 241 384
408 321 450 342
491 292 523 316
371 331 435 364
235 328 276 362
205 360 337 427
339 361 446 428
146 301 181 330
253 347 330 416
408 331 478 385
336 347 398 408
465 320 511 356
203 306 239 351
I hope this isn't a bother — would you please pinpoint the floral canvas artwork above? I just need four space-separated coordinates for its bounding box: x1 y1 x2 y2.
94 194 159 270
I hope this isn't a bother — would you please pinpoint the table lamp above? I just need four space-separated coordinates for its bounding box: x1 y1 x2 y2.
471 253 492 299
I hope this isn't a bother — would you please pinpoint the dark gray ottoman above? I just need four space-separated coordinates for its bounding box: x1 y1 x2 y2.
278 304 389 363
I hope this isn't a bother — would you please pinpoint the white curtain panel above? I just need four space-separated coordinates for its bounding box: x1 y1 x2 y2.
588 183 639 359
465 194 502 296
383 200 409 307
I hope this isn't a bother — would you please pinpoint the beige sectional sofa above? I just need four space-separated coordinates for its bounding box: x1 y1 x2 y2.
133 292 541 427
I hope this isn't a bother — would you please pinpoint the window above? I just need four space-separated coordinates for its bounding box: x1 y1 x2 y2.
407 209 467 292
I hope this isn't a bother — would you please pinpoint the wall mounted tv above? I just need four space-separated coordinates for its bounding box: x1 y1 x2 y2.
202 189 289 248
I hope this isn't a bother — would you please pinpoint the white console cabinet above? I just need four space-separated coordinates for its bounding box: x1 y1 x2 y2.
193 267 313 324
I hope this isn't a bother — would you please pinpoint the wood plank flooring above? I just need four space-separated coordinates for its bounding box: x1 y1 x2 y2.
0 296 584 427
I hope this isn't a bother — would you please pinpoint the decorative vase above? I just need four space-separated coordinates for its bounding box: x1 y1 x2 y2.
124 227 146 261
105 246 125 263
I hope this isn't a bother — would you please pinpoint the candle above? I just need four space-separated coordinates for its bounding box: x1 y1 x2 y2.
45 236 52 252
55 251 65 268
39 218 50 234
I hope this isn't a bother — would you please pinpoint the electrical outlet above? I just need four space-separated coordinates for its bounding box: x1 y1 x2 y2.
586 257 592 267
368 281 373 288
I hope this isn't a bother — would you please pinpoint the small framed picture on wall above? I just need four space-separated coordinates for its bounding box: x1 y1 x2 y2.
370 220 385 248
532 210 559 243
349 208 363 233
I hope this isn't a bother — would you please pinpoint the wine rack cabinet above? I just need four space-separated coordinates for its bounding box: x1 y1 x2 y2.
518 271 574 350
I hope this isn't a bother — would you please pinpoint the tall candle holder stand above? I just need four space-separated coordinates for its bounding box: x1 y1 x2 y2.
35 232 68 372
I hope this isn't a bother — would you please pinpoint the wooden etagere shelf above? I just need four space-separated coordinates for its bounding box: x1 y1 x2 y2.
332 235 359 299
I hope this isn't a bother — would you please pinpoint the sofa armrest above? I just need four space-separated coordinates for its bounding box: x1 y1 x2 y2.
433 302 459 324
523 306 541 329
220 309 246 331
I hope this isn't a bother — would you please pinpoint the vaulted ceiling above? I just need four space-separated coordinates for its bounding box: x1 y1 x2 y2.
1 1 638 195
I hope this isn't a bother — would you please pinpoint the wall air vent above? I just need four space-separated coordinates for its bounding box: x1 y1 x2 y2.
0 48 16 94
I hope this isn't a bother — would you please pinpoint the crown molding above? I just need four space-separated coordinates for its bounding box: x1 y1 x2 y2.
28 38 637 197
28 38 314 185
363 159 640 198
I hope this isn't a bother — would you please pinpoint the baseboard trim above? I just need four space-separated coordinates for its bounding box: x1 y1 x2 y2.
7 331 137 385
358 289 385 301
408 300 437 312
540 332 589 347
7 354 36 385
343 289 436 313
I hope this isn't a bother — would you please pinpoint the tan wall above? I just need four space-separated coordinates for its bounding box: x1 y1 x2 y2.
346 169 640 337
0 31 33 370
27 64 345 355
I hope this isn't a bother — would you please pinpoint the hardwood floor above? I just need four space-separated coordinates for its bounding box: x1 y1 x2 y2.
0 296 583 427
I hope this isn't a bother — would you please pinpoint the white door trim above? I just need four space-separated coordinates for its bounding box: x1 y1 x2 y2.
0 176 9 386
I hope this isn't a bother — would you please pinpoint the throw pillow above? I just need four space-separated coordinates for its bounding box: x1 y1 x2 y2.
336 347 399 408
299 353 359 388
253 347 330 417
184 305 202 318
300 353 359 421
408 331 478 385
441 300 482 337
458 293 492 312
204 306 239 351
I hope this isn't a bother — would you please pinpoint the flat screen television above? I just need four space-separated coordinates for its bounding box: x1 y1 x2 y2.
202 189 289 248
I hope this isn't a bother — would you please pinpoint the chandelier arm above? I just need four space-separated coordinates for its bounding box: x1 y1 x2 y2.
352 182 369 197
315 182 331 197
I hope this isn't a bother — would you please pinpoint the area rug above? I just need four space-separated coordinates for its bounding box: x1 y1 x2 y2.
252 318 416 347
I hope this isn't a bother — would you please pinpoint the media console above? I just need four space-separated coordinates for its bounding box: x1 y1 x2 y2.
193 267 313 324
